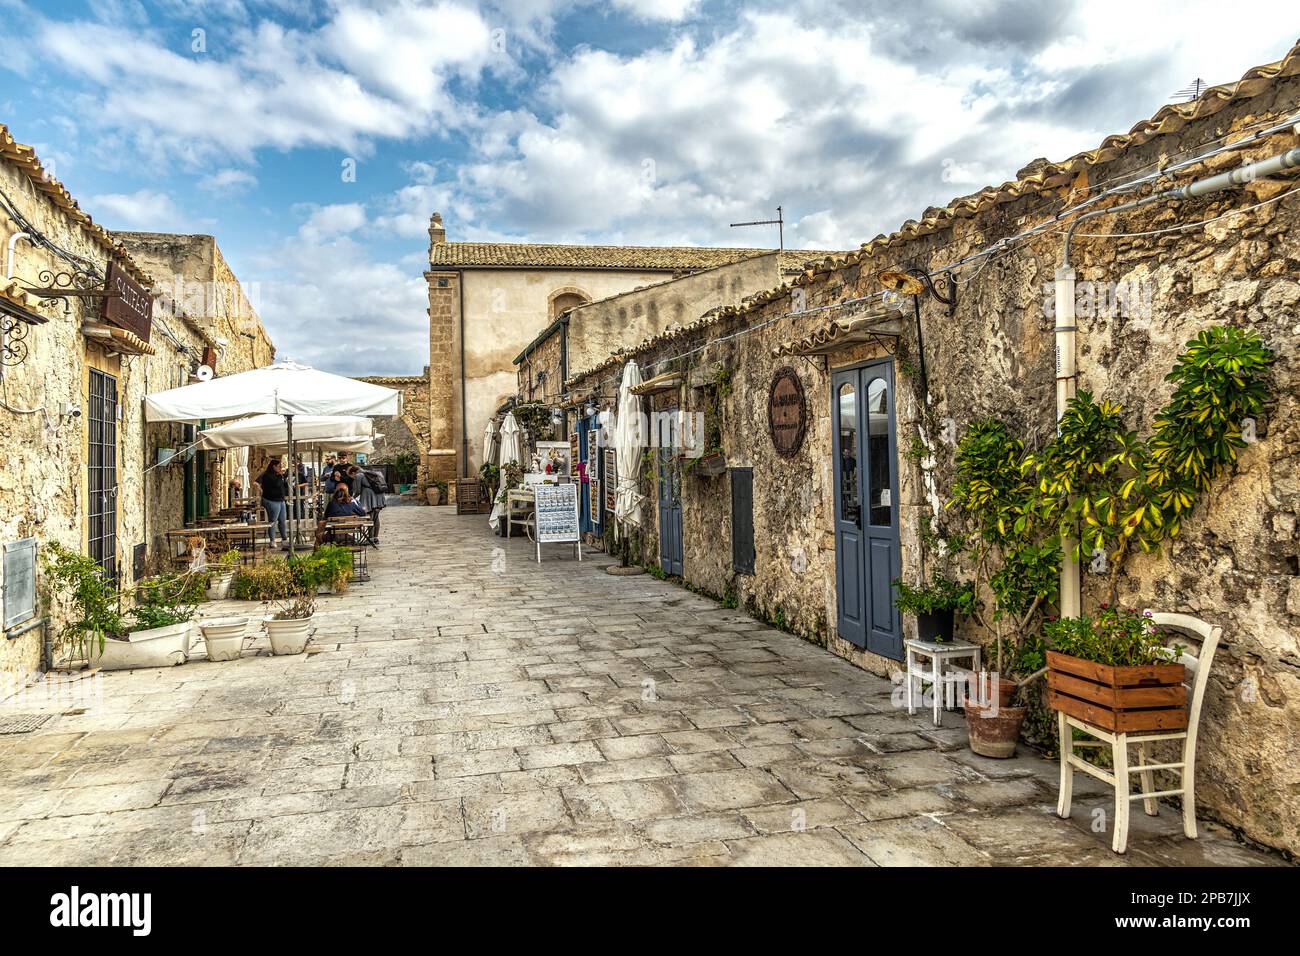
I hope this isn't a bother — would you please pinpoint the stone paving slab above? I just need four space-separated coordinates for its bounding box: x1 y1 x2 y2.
0 506 1286 867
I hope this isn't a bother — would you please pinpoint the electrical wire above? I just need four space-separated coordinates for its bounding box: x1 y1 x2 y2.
560 101 1299 403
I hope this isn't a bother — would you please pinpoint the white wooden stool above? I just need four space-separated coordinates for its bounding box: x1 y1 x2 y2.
905 638 981 726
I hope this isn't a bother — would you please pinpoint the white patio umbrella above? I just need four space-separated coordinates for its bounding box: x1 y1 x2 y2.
144 362 401 422
489 412 525 531
196 414 373 450
145 362 401 552
613 361 644 544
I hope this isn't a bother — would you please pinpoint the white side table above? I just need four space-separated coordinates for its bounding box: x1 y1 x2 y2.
905 638 981 726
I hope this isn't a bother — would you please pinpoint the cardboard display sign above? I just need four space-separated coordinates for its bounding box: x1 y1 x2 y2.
533 482 583 563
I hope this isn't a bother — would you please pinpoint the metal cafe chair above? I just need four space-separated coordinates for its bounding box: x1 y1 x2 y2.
1056 611 1222 854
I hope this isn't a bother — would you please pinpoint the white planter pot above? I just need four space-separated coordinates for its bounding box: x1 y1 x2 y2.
199 616 249 662
206 573 234 601
94 621 195 671
264 614 313 655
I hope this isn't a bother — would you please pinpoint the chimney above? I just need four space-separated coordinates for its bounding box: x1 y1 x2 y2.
429 212 446 260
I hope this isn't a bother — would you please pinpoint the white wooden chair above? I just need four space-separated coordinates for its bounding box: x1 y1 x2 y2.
1056 611 1222 854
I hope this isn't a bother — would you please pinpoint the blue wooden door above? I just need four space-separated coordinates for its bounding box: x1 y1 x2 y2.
657 410 683 576
833 361 901 658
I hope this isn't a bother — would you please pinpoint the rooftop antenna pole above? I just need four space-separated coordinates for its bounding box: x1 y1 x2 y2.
730 205 783 250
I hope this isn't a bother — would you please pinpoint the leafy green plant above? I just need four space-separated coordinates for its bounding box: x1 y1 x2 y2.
314 545 354 591
42 542 125 658
949 419 1057 680
388 451 418 485
479 461 501 490
1045 607 1182 667
130 573 199 631
232 560 297 602
893 573 976 616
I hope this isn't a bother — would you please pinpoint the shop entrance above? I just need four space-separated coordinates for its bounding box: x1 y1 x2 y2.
831 359 902 659
656 409 683 576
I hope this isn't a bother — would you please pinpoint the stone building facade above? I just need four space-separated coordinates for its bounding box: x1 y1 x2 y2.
113 232 275 544
423 212 822 485
0 124 274 692
567 46 1300 855
514 251 803 408
357 372 430 480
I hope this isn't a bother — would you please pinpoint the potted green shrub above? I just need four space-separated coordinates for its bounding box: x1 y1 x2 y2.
205 548 242 600
893 573 975 643
106 572 199 670
253 556 324 655
1045 607 1187 732
42 542 126 667
307 544 353 595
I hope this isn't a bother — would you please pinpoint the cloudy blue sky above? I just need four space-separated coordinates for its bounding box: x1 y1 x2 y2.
1 1 1295 375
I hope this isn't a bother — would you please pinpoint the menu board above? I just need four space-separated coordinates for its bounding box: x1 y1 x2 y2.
535 482 580 544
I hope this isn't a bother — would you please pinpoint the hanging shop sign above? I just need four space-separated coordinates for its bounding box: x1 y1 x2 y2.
603 449 617 513
102 260 153 343
767 365 807 458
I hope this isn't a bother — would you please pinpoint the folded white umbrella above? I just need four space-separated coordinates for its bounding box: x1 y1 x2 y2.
614 361 644 539
144 361 401 423
197 414 373 450
482 419 498 466
489 412 525 531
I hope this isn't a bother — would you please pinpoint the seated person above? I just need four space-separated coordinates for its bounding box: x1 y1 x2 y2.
317 487 366 545
324 486 367 518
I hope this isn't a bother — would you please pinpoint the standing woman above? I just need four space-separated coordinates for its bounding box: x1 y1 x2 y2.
350 465 383 546
259 459 289 548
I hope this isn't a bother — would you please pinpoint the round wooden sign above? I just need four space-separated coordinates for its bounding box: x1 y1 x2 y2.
767 366 806 458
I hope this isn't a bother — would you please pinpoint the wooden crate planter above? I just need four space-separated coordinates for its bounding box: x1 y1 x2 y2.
1046 650 1188 733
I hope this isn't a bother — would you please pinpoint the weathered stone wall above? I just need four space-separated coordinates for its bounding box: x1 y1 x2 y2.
517 325 566 407
568 252 789 373
114 232 277 551
0 168 218 690
570 86 1300 854
357 373 430 481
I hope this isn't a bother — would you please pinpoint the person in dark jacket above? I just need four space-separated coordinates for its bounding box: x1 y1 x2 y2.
348 465 383 545
324 486 366 518
258 459 289 546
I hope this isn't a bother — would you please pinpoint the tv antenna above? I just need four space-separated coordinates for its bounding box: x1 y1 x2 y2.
1173 78 1206 102
730 205 783 250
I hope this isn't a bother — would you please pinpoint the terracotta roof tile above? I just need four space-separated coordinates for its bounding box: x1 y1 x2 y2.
430 241 821 274
0 124 155 287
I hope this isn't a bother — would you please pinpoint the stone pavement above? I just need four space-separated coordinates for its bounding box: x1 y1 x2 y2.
0 506 1283 866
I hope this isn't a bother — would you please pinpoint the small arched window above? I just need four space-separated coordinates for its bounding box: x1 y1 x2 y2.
548 289 589 320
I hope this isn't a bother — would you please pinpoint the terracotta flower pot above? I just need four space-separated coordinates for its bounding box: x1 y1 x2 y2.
965 700 1027 758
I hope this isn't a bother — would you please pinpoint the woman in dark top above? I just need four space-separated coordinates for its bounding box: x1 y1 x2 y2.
324 486 366 519
258 459 289 546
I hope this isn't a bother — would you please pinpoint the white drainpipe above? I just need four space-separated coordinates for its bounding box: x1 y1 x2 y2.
1055 145 1300 618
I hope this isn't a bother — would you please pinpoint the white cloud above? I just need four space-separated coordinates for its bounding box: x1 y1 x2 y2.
31 1 511 166
298 202 368 241
198 167 258 194
609 0 700 22
250 234 427 376
86 188 185 229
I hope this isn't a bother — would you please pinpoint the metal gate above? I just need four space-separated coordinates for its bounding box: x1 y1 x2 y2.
87 369 118 581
